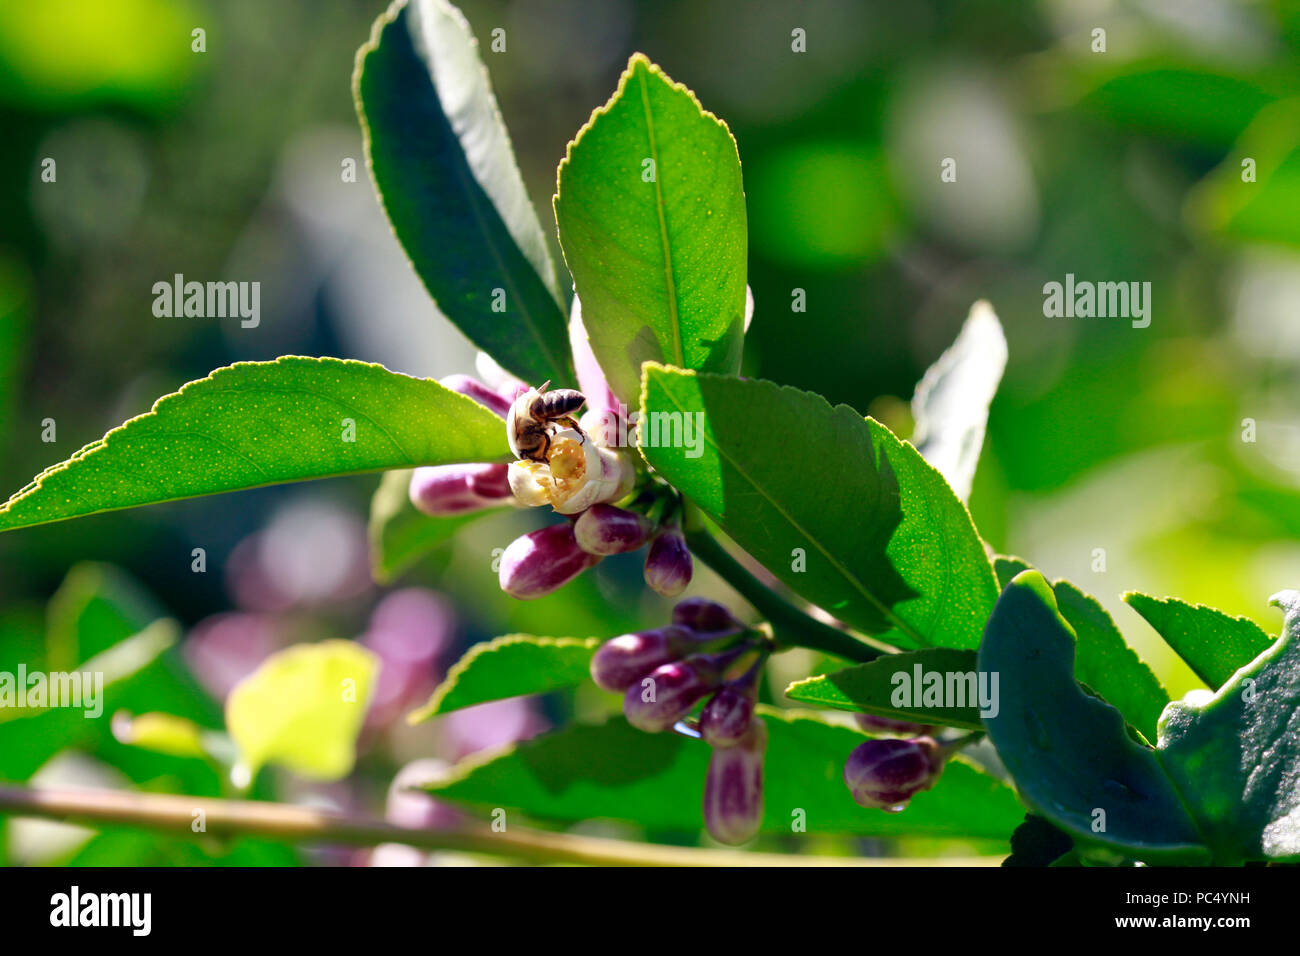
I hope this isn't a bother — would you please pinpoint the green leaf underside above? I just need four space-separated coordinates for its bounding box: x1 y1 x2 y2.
1155 590 1300 863
355 0 571 386
0 357 509 533
1125 591 1274 690
910 301 1007 503
368 469 489 584
640 367 998 650
991 558 1169 740
555 54 747 404
408 635 600 723
784 649 984 730
978 570 1209 863
1052 582 1169 742
425 709 1024 838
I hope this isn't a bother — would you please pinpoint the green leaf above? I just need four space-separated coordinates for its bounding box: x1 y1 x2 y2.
993 555 1031 590
408 635 600 723
0 620 178 779
910 301 1007 502
990 560 1171 740
1124 591 1274 690
1155 590 1300 862
368 469 487 584
426 709 1024 838
45 562 164 670
0 357 509 533
1052 581 1169 743
1076 62 1279 147
784 649 985 730
640 367 998 650
555 55 747 404
354 0 571 386
978 570 1209 863
1003 814 1074 867
226 640 379 782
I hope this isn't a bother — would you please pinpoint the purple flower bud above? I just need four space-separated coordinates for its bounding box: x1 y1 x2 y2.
700 686 757 748
853 713 938 737
644 530 692 597
439 373 512 418
498 522 600 600
672 597 742 634
703 719 766 845
623 657 720 732
573 504 655 555
843 737 943 811
589 626 695 693
410 463 513 516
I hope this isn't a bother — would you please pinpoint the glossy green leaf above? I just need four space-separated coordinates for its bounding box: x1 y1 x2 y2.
408 635 600 723
910 301 1006 502
426 709 1024 838
1155 590 1300 862
355 0 571 385
1124 591 1274 690
226 640 379 781
640 367 998 650
0 357 509 533
555 55 747 404
368 468 487 584
978 570 1209 863
784 649 985 730
1053 581 1169 742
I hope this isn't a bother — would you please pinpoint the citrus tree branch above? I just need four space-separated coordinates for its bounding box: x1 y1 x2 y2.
0 786 1001 867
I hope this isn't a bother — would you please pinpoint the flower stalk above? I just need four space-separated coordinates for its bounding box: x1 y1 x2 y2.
681 521 884 664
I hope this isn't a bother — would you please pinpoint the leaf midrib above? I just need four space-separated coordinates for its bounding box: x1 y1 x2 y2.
635 66 685 368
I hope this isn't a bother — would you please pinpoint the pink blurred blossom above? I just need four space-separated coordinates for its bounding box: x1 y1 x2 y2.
183 612 285 702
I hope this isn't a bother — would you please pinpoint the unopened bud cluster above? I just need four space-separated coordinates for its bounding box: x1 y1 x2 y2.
408 373 693 601
590 598 768 846
500 384 694 600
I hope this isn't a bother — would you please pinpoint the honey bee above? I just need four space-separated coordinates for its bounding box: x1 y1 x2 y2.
507 381 587 463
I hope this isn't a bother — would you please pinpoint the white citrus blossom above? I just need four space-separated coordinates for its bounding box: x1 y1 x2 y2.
507 427 635 514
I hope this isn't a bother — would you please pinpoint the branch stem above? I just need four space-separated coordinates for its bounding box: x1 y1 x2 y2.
0 786 999 867
683 523 883 663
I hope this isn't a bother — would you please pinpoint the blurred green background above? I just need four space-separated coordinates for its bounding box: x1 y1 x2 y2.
4 0 1300 863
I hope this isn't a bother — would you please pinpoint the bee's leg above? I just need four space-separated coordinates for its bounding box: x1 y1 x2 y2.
556 416 584 442
538 431 551 461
